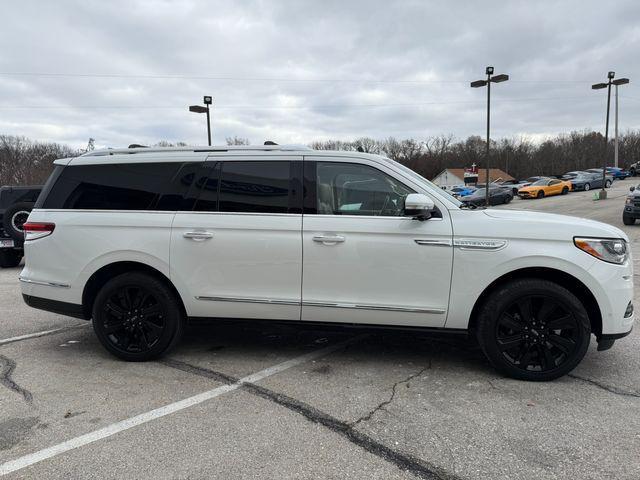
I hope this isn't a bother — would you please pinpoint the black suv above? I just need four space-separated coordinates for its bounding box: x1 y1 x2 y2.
0 186 42 267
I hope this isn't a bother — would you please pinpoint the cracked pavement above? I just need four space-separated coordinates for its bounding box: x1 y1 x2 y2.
0 179 639 479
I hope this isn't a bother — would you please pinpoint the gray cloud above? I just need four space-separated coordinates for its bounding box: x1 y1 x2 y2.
1 0 639 148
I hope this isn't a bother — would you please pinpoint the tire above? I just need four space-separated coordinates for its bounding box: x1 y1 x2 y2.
605 180 612 188
0 249 22 268
584 183 590 191
92 272 184 361
2 202 34 241
623 214 636 225
503 195 512 204
631 167 637 177
536 190 545 199
475 278 591 381
561 187 569 195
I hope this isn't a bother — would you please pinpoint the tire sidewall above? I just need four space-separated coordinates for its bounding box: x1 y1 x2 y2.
92 272 183 361
476 278 591 381
584 183 590 191
2 202 34 241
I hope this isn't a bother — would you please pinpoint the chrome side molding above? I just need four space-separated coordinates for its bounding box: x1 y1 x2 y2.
195 296 300 306
19 277 70 288
195 295 445 314
414 239 452 247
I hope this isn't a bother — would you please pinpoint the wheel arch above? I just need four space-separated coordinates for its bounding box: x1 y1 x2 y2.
468 267 602 337
81 261 187 320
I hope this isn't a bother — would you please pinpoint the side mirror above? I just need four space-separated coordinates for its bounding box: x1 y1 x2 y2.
404 193 435 221
630 186 635 192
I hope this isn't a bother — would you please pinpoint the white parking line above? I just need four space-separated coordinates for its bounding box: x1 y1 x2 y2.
0 336 359 476
0 325 87 346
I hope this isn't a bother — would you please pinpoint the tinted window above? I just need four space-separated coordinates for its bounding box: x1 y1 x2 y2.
315 162 413 216
155 162 204 211
193 162 220 212
218 161 291 213
42 162 183 210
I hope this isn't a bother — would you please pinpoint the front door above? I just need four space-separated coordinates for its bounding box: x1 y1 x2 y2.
301 158 454 327
170 156 303 320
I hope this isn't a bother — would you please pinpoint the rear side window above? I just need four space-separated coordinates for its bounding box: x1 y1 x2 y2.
42 163 185 210
216 161 292 214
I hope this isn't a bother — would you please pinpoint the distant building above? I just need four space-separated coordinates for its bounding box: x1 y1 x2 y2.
432 167 514 189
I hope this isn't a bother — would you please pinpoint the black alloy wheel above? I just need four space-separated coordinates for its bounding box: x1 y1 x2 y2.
561 187 569 195
495 295 581 373
476 278 590 381
92 272 183 361
537 190 545 199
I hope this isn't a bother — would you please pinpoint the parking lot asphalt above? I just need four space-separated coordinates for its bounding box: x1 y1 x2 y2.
1 179 639 479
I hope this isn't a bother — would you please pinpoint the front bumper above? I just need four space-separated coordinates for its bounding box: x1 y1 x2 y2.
623 204 640 218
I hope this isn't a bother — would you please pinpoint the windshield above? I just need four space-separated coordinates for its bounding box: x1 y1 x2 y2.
530 179 549 186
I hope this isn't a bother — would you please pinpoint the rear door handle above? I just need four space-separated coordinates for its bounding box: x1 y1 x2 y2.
183 231 214 241
312 235 345 245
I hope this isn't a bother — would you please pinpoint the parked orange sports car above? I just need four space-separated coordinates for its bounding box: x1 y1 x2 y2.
518 178 572 199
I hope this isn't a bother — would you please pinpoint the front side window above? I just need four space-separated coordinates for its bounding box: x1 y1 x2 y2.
315 162 413 216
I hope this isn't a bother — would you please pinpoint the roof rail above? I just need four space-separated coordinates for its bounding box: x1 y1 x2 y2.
81 144 313 157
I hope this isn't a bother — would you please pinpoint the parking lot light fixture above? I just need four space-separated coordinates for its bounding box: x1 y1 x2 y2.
188 96 213 146
470 66 509 208
591 73 619 199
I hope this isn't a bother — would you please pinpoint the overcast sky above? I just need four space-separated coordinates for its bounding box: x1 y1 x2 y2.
2 0 639 149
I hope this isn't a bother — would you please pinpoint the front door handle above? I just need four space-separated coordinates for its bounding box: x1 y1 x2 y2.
312 235 346 245
183 231 214 241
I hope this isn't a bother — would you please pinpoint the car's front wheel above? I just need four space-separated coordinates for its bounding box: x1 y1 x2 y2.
536 190 545 199
92 272 184 361
605 180 612 188
475 278 591 381
584 183 591 191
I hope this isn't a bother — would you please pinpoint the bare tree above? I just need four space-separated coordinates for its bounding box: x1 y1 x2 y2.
226 136 250 146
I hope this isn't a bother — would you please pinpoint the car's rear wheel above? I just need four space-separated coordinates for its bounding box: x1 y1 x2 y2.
623 213 636 225
92 272 184 361
0 249 22 268
476 278 590 381
536 190 545 199
584 183 591 191
503 195 512 204
561 186 569 195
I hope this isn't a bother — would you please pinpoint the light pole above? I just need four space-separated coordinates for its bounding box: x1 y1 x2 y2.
189 95 213 146
471 67 509 207
613 77 629 168
592 73 628 199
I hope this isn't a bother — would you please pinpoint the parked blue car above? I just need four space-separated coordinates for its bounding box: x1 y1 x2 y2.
586 167 630 180
606 167 631 179
450 186 476 198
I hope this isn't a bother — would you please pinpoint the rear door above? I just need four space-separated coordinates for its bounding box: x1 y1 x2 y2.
170 155 303 320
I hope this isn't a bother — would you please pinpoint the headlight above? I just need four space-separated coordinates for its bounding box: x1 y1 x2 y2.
574 237 628 264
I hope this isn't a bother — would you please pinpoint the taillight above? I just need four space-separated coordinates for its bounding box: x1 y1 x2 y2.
23 222 55 241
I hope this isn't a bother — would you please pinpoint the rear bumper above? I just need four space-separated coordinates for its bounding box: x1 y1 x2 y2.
22 294 88 320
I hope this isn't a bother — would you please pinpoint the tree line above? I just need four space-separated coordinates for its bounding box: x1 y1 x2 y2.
2 130 640 186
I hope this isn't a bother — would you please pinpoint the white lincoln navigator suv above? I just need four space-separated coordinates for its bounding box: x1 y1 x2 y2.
20 145 634 380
